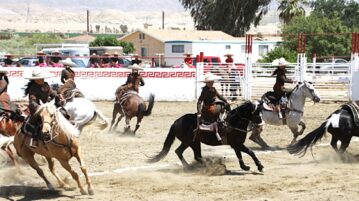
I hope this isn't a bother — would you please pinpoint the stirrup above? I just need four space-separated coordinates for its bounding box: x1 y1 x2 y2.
29 138 37 148
278 112 283 119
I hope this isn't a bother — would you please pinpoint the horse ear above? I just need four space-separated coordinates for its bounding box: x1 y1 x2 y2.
39 99 44 105
50 99 56 105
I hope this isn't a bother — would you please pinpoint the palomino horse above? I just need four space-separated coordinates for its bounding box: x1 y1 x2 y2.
62 97 109 132
288 102 359 157
14 101 94 195
109 91 155 134
149 101 265 172
250 81 321 149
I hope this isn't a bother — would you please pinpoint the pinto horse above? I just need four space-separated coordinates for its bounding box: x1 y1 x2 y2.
288 103 359 157
14 101 94 195
109 91 155 134
148 101 265 172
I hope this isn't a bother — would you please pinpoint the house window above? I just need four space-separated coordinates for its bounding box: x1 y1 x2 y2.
139 33 145 40
172 45 184 53
225 45 231 50
258 45 269 56
141 47 147 57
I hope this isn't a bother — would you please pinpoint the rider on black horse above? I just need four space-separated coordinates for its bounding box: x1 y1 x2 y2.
271 58 295 119
115 64 145 103
196 72 231 142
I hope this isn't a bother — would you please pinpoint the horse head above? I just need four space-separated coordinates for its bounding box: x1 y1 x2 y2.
37 99 57 138
295 81 320 103
227 101 263 128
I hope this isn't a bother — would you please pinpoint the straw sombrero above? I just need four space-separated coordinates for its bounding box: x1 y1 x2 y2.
224 53 233 57
37 51 46 55
200 72 221 82
4 53 12 57
24 68 54 80
127 64 144 71
52 50 60 55
60 58 77 67
113 51 119 56
272 57 289 66
184 52 192 56
0 67 8 74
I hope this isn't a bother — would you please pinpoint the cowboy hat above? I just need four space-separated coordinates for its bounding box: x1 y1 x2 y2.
23 68 54 80
103 52 110 56
272 57 289 66
224 53 233 57
36 51 46 55
113 51 119 56
4 53 12 57
200 72 221 82
52 50 60 54
60 58 77 67
0 67 8 74
184 52 192 56
127 64 144 71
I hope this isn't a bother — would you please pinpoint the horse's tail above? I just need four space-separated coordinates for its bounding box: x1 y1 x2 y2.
287 121 328 156
147 124 176 163
140 93 155 116
94 109 109 130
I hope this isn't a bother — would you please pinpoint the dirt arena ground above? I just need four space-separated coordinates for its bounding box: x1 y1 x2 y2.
0 101 358 201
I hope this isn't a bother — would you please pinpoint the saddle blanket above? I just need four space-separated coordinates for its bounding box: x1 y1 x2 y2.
341 102 359 127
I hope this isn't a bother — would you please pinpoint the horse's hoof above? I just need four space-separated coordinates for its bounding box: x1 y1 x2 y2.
88 189 95 195
240 163 250 171
257 164 264 172
80 189 87 195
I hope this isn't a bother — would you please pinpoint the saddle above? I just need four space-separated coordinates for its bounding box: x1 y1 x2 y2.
262 91 290 116
341 101 359 127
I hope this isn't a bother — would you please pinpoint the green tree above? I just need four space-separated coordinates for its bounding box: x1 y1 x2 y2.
278 0 307 24
258 46 297 63
311 0 359 30
118 41 135 54
90 36 120 46
90 36 135 54
282 15 351 59
179 0 271 36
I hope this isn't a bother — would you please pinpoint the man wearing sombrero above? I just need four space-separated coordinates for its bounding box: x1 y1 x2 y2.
49 50 63 67
271 57 295 119
57 58 83 104
35 51 48 67
0 68 20 117
196 72 230 142
4 53 13 67
184 52 193 67
115 64 145 102
23 68 58 147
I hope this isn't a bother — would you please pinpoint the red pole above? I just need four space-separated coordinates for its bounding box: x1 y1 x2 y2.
352 33 355 54
249 34 253 54
199 52 204 62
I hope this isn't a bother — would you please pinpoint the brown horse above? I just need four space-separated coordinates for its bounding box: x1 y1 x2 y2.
0 105 28 168
109 91 155 134
14 101 94 195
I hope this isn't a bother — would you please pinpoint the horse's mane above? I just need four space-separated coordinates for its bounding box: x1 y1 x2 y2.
36 103 80 138
227 101 254 124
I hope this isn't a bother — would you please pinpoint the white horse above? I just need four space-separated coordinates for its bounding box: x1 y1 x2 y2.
63 98 109 132
250 81 321 149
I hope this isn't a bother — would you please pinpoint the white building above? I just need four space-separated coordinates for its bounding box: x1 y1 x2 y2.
165 37 282 66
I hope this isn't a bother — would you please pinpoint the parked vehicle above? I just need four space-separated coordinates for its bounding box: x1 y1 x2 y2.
42 47 90 67
315 58 350 74
17 57 38 67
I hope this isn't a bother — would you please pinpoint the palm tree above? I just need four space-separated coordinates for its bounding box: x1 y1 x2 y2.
278 0 307 24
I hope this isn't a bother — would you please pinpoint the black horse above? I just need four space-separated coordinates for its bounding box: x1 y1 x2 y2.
288 105 359 156
148 101 265 172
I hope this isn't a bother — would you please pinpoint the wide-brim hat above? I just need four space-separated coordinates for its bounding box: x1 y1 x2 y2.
224 53 233 57
272 57 289 66
200 72 221 82
0 67 8 74
113 51 119 56
4 53 12 57
60 58 77 67
103 52 110 56
23 68 54 80
127 64 144 71
36 51 46 55
52 50 60 55
184 52 192 56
